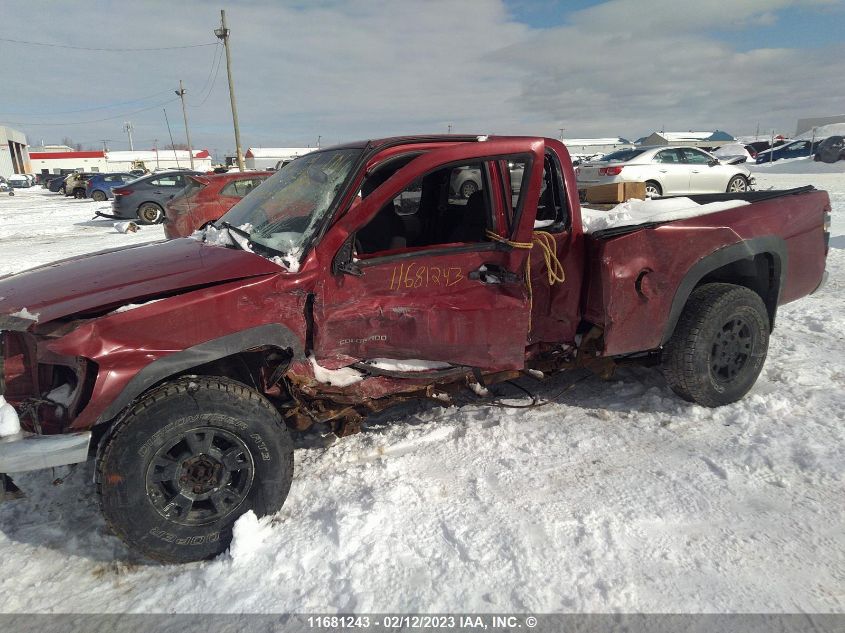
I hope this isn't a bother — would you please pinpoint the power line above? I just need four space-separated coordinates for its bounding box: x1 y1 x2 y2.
0 36 219 52
191 43 225 108
6 97 180 126
192 43 223 103
0 90 174 116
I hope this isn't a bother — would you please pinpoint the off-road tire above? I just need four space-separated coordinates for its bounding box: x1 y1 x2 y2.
662 283 769 407
92 190 107 202
137 202 164 224
645 180 662 197
96 376 294 564
726 175 748 193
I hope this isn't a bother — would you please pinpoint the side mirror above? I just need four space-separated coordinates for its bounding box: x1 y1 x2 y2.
708 158 720 167
332 236 362 277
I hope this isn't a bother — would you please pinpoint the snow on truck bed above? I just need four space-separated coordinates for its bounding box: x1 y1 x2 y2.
581 196 750 233
0 175 844 614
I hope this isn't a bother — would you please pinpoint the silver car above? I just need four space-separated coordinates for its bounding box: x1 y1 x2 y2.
576 146 753 197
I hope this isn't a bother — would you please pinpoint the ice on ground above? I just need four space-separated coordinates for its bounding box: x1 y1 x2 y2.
365 358 452 372
581 197 750 233
0 395 21 437
309 355 364 386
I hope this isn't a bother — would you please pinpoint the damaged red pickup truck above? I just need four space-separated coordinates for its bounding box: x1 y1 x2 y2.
0 136 830 563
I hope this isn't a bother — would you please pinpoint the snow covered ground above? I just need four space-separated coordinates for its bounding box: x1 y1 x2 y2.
0 178 843 614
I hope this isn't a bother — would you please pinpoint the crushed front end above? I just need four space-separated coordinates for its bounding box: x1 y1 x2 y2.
0 320 92 501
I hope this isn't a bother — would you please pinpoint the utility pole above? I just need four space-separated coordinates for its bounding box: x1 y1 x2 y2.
153 138 160 169
175 80 195 169
215 10 244 171
448 123 452 134
558 128 565 141
123 121 134 151
100 139 111 152
317 135 321 148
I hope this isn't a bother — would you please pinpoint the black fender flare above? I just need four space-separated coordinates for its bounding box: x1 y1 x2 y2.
660 236 788 346
98 323 304 422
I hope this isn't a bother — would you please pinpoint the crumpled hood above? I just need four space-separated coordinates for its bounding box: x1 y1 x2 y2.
0 239 283 326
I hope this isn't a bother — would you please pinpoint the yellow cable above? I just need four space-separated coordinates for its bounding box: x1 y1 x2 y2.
484 229 566 330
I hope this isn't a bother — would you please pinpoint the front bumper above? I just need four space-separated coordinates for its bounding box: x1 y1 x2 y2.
0 430 91 474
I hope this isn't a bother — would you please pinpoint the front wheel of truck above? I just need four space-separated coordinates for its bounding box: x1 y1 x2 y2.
97 376 294 564
662 283 769 407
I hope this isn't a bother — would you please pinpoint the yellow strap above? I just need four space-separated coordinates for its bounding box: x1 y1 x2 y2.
484 229 566 331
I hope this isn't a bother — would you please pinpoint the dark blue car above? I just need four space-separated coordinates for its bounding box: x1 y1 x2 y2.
85 173 137 201
755 139 822 163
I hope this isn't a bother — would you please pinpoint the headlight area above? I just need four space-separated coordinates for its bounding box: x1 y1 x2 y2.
2 330 97 434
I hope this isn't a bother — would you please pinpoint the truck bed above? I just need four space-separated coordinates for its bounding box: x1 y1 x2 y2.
581 186 830 356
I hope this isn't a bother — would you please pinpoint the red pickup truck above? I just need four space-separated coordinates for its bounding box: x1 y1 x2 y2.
0 135 830 563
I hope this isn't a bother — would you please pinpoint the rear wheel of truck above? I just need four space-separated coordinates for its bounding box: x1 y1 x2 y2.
661 283 769 407
97 376 294 564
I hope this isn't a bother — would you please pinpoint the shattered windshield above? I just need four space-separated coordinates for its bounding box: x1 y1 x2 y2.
214 148 362 263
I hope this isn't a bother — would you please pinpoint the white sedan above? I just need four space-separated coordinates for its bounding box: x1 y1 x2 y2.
575 146 753 197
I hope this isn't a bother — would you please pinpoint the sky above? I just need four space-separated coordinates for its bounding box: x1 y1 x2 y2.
1 0 843 159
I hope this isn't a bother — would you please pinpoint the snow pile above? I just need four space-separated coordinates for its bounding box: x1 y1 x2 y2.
308 355 364 386
8 307 39 322
582 197 750 233
0 395 21 437
226 511 274 562
749 157 844 174
794 123 845 141
364 358 452 372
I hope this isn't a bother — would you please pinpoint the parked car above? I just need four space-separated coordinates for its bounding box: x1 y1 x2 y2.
576 146 753 197
48 175 71 194
64 172 98 198
101 170 204 224
0 177 10 193
450 162 525 199
40 174 63 188
164 171 272 238
0 135 830 564
713 143 753 165
7 174 32 188
755 139 822 163
85 173 137 202
814 136 845 163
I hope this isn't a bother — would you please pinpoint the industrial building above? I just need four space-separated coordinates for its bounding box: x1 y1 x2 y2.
28 148 212 175
637 130 735 148
0 126 31 179
244 147 315 170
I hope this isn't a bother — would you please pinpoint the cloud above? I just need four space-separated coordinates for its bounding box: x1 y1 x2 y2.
2 0 843 154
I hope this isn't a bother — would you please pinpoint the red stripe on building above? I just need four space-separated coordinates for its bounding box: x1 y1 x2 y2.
29 151 105 159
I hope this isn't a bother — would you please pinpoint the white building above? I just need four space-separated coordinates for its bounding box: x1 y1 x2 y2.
105 149 212 172
0 126 32 178
244 147 315 170
638 130 736 148
27 148 212 175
